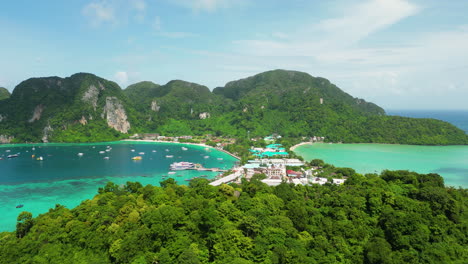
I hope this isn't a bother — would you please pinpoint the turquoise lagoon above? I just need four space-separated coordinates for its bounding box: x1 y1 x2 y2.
0 142 238 231
295 143 468 188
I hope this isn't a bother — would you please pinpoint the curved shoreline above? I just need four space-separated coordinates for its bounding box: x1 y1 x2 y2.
290 142 313 151
121 139 241 160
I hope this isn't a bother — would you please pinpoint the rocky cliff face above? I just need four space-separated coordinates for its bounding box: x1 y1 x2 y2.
42 123 53 143
102 97 130 133
28 104 44 123
151 100 160 112
82 84 101 110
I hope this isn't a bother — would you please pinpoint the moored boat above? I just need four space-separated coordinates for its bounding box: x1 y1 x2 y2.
16 204 24 208
132 156 142 160
170 161 195 170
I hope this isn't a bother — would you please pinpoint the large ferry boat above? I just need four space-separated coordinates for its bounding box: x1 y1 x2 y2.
170 162 195 170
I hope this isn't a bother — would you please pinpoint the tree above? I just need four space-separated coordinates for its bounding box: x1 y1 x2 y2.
16 211 34 238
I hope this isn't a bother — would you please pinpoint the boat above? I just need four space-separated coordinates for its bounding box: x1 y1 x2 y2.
103 157 110 160
217 158 223 160
170 162 195 170
168 172 176 175
181 147 188 151
131 149 135 152
132 156 142 160
77 153 84 156
16 204 24 208
165 155 174 158
138 152 145 155
5 150 10 153
36 156 43 161
99 151 105 154
204 156 209 159
152 150 157 152
7 154 19 158
165 149 169 152
106 149 111 152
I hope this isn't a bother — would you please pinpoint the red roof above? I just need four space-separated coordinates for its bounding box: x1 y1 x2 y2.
287 170 301 175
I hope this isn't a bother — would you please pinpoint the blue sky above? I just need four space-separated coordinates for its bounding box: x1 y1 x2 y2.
1 0 467 110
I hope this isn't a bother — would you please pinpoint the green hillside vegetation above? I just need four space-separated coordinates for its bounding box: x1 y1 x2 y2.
1 70 467 144
0 73 138 142
1 171 466 263
0 87 10 101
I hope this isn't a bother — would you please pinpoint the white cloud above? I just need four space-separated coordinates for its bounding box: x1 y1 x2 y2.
113 71 142 87
114 71 129 86
169 0 240 12
316 0 420 45
82 2 116 26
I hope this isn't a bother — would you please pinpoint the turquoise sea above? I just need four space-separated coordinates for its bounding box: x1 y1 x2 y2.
295 143 468 188
0 142 238 231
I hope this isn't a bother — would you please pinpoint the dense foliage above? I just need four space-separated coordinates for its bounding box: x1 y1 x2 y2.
0 87 10 101
126 70 468 145
0 73 136 143
1 70 467 144
1 171 466 263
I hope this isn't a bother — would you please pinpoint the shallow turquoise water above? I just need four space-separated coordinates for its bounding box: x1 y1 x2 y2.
295 143 468 188
0 142 238 231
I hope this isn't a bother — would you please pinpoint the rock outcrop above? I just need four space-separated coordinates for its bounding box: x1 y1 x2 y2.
28 104 44 123
42 123 53 143
151 100 160 112
82 84 100 110
79 116 88 125
102 97 130 133
0 114 5 122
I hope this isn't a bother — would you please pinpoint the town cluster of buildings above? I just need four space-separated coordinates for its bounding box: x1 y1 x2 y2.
249 144 289 158
239 158 346 186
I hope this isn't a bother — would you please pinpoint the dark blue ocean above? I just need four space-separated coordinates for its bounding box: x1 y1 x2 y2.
387 110 468 133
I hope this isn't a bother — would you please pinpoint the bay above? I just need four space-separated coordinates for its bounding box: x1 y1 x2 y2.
294 143 468 188
0 141 238 231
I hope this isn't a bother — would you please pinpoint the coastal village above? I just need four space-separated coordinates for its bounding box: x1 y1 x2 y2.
130 133 347 187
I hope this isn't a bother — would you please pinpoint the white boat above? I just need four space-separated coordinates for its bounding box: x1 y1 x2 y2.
139 152 145 155
170 162 194 170
99 151 105 154
32 147 35 151
165 149 169 152
168 172 176 175
152 150 157 152
217 158 223 160
104 157 110 160
36 156 43 161
77 153 84 156
181 147 188 151
5 150 10 153
165 155 174 158
106 149 111 152
204 156 209 159
131 149 135 152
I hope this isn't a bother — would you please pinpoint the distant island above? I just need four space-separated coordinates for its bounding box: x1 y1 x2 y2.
0 69 467 145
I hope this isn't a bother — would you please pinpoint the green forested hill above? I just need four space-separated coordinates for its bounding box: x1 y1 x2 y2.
0 70 467 144
0 87 10 101
0 73 136 143
0 171 466 263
